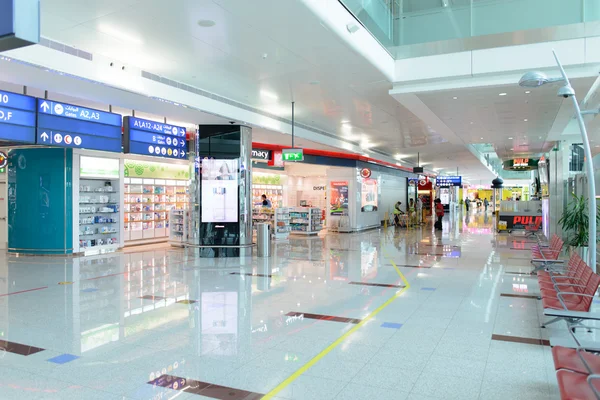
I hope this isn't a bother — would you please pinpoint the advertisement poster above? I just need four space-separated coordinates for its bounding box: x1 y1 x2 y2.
330 181 349 215
361 178 378 212
201 159 239 223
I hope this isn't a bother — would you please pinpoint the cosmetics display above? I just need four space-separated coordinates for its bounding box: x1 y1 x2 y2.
169 209 188 247
124 178 189 242
78 178 120 250
289 207 322 235
252 207 291 241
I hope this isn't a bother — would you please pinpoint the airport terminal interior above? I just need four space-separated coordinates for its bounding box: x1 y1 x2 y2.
1 0 600 399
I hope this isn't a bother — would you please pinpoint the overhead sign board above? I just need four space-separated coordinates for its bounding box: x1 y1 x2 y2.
36 99 122 152
0 90 36 144
436 176 462 187
123 116 187 160
503 158 539 171
282 148 303 162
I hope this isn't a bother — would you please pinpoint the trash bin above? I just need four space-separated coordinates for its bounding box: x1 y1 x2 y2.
256 223 271 257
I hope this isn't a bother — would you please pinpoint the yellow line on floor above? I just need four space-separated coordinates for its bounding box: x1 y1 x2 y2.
261 252 409 399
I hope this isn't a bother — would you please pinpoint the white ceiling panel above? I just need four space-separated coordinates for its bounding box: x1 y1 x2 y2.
34 0 593 181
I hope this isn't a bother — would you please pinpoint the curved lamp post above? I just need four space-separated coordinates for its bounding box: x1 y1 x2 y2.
519 50 597 271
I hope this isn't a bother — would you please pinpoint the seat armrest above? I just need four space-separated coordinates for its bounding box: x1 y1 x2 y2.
557 292 595 310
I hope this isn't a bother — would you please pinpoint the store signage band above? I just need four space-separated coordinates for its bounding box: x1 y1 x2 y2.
251 149 272 161
36 99 122 152
513 158 529 167
123 116 187 160
0 90 36 144
282 148 303 162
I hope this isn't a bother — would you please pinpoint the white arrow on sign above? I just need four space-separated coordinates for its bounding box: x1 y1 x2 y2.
40 102 50 112
40 132 49 141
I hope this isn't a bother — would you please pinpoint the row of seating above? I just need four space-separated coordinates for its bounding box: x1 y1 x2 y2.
539 252 600 328
531 234 565 273
552 328 600 399
537 248 600 398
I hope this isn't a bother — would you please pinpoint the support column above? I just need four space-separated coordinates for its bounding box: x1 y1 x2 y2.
187 125 252 257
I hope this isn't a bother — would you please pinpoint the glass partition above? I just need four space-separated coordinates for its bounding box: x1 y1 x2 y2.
339 0 600 58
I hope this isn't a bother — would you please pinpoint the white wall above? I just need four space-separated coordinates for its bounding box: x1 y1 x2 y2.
287 175 327 209
380 172 408 219
327 166 407 231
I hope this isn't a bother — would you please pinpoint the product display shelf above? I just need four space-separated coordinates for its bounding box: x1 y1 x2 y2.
252 184 283 208
274 207 291 241
124 178 189 242
289 207 322 236
169 209 188 247
78 178 120 253
253 207 274 237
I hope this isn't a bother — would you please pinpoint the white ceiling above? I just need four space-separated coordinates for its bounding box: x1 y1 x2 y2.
23 0 594 181
416 78 597 161
38 0 442 155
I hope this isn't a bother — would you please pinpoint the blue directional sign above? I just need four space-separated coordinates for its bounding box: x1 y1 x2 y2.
36 99 122 152
123 116 187 159
0 90 36 144
436 176 462 187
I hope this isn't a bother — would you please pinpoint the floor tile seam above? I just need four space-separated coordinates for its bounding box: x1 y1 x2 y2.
260 254 412 399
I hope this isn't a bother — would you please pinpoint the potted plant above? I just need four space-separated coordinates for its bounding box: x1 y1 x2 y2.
558 193 600 260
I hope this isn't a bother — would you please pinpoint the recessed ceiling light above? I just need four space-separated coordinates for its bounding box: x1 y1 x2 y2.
510 148 514 150
480 137 484 140
499 93 507 96
362 153 369 157
260 90 278 100
341 120 350 124
525 91 531 94
524 119 528 122
453 96 458 100
98 24 143 45
197 19 216 27
508 137 513 139
396 162 402 166
470 122 474 125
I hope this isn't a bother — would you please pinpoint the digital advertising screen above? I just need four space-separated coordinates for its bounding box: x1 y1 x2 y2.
361 178 378 212
330 181 349 215
201 159 239 223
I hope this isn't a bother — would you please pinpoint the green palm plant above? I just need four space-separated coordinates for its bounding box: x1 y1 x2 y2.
558 193 600 248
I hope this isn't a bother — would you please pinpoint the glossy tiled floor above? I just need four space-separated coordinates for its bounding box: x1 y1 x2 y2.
0 209 594 399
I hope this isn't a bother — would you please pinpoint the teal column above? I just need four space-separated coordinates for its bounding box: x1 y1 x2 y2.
7 148 73 254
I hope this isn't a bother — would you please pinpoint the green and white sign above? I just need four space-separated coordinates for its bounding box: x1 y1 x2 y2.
124 160 189 179
282 148 304 162
80 156 119 179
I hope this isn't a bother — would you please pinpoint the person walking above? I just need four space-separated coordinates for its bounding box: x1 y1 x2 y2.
465 198 471 213
484 198 489 211
408 199 416 226
434 198 444 231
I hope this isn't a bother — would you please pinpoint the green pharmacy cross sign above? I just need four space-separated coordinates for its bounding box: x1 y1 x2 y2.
282 148 304 162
